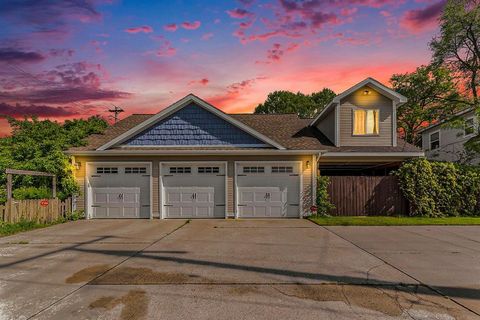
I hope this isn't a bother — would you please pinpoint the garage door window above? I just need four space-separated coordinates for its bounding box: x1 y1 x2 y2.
271 166 293 173
243 166 265 173
125 167 147 174
96 167 118 174
169 167 191 174
198 167 220 174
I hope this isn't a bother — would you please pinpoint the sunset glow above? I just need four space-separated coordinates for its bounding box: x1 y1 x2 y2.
0 0 446 134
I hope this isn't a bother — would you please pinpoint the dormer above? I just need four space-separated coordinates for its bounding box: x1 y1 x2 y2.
310 78 407 147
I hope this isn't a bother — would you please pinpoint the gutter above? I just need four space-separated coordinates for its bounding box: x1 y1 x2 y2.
66 149 327 156
320 151 425 157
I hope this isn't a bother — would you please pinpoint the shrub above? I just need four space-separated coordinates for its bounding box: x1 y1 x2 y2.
395 159 480 217
316 176 335 216
13 186 52 200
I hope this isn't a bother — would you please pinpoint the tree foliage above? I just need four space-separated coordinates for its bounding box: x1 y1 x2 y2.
395 159 480 217
390 65 460 144
254 88 336 118
430 0 480 104
0 116 108 203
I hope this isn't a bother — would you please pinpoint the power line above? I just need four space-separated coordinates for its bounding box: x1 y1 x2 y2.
108 105 124 123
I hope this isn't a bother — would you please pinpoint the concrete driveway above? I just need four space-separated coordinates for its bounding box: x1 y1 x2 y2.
0 219 478 320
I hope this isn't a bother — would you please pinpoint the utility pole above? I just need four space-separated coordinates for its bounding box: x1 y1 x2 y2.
108 105 124 124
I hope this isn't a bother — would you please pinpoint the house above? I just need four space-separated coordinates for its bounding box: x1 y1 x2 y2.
67 78 423 219
419 108 479 164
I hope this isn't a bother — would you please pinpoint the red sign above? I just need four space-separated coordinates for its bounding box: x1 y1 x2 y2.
40 199 49 207
310 205 317 213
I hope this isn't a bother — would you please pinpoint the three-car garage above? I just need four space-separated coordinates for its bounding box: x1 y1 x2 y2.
85 161 303 219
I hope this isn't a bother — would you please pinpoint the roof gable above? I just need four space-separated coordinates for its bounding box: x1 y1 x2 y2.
124 103 267 147
97 94 285 150
310 77 407 126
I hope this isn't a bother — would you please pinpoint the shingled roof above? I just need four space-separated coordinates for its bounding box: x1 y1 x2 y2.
68 112 420 153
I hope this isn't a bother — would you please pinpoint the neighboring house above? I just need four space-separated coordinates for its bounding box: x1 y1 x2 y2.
67 78 423 219
419 108 479 164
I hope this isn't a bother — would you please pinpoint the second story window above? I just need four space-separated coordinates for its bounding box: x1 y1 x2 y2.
430 131 440 150
465 118 475 136
353 109 379 135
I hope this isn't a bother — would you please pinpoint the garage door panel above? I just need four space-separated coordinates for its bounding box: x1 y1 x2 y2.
162 164 225 219
236 163 301 218
88 164 150 219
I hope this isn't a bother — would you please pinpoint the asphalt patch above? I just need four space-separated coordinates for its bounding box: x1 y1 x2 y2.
89 289 148 320
91 266 204 284
65 264 112 284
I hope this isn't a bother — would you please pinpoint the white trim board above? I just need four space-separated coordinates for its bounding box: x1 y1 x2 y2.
97 94 285 151
85 161 153 220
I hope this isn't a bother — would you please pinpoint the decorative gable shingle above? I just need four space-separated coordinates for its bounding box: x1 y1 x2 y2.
124 103 266 147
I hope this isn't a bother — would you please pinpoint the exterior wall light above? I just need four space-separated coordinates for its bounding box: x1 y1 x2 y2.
74 162 81 170
306 161 310 169
363 89 370 95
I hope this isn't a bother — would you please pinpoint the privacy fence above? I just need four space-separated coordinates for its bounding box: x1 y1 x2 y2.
0 198 72 224
327 176 409 216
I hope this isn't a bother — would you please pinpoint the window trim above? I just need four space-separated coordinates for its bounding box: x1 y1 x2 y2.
169 167 192 174
242 166 265 174
198 166 220 174
271 166 294 173
352 108 380 136
125 167 147 174
96 167 118 174
429 130 440 151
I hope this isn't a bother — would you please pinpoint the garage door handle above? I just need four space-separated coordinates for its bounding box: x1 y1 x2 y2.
237 174 247 176
91 175 101 177
164 205 173 207
216 174 225 177
289 174 299 176
163 174 174 177
289 204 299 206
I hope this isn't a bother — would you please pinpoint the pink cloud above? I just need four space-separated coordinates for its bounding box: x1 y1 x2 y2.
181 21 201 30
400 0 446 33
226 8 254 19
188 78 209 86
164 23 178 32
201 32 214 40
125 25 153 34
156 40 176 57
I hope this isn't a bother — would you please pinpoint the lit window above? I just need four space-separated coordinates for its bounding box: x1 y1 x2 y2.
96 167 118 174
465 118 475 136
243 166 265 173
125 167 147 174
169 167 191 174
271 166 293 173
198 167 220 174
430 131 440 150
353 109 379 135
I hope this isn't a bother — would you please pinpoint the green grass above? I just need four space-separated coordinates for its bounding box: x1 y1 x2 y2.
308 216 480 226
0 220 58 237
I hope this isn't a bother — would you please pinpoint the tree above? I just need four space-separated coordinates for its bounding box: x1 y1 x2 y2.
390 65 460 144
430 0 480 104
254 88 336 118
0 116 108 202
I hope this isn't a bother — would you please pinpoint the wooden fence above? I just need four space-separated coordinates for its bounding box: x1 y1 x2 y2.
327 176 409 216
0 198 72 224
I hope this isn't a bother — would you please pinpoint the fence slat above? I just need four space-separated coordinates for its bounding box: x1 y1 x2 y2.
1 198 72 224
327 176 408 216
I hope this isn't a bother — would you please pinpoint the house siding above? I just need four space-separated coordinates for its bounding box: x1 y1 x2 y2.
339 86 393 146
421 110 479 164
125 103 265 146
316 108 336 144
74 155 314 218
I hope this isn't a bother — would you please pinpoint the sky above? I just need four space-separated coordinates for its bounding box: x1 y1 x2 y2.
0 0 447 135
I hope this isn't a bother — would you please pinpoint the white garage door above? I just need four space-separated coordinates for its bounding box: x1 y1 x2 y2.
161 163 226 218
87 163 151 219
92 187 140 218
236 162 301 218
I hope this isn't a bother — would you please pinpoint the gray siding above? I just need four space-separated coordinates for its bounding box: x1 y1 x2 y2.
421 110 479 164
316 108 336 144
74 155 314 218
339 86 393 146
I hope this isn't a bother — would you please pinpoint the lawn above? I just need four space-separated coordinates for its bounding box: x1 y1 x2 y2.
0 212 83 237
308 216 480 226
